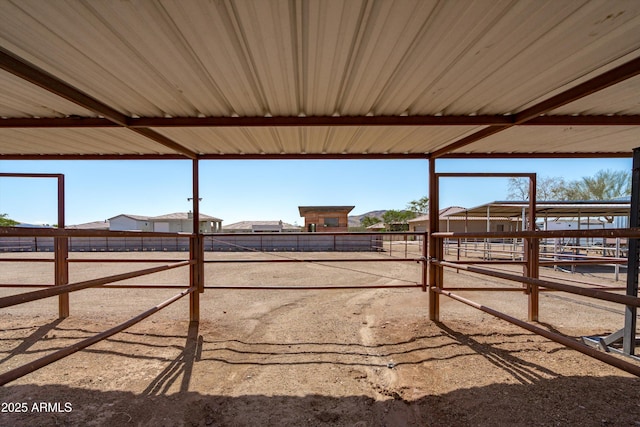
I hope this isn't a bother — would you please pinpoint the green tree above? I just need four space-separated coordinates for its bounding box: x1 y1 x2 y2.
563 169 631 200
361 216 382 228
382 210 416 231
0 213 19 227
407 196 429 214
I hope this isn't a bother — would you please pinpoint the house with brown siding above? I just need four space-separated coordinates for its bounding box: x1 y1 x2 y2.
298 206 355 232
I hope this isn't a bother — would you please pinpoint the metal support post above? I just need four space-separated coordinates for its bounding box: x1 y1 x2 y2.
527 174 539 321
55 175 69 318
623 148 640 355
190 159 201 322
428 158 440 321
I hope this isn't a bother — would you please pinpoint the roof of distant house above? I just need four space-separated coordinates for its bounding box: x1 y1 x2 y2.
108 214 151 221
152 212 222 222
67 220 110 230
298 206 355 215
223 220 300 231
108 212 222 222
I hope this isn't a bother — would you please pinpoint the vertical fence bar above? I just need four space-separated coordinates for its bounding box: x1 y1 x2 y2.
56 175 69 318
421 232 428 292
527 174 539 321
623 147 640 355
190 159 200 322
428 158 440 321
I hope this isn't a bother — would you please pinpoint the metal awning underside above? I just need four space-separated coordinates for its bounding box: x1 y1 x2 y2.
1 0 640 159
450 200 632 218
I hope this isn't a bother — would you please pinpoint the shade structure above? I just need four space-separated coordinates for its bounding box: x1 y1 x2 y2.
0 0 638 159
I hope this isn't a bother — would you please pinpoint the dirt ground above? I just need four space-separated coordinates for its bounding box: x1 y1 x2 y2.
1 247 639 426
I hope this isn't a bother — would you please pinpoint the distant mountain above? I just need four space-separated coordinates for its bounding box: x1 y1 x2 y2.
348 210 388 228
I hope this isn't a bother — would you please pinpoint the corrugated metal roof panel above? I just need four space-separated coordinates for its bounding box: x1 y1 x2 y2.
0 71 96 118
549 74 640 115
0 0 638 157
452 126 640 155
0 128 177 155
153 125 485 156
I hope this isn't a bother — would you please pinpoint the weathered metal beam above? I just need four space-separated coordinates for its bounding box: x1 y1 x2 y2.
130 115 511 127
2 114 639 129
514 56 640 124
0 47 198 159
0 117 118 128
430 56 640 157
0 47 128 126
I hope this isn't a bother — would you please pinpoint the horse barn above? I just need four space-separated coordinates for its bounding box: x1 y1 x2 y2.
1 1 640 425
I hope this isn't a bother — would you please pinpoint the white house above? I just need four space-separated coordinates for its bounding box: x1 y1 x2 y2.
107 212 222 233
151 212 222 233
109 214 153 232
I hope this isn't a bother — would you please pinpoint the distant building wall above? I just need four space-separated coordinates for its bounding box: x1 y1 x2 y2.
299 206 354 232
110 216 152 231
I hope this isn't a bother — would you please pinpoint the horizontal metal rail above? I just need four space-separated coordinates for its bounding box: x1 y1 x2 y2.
204 257 423 263
432 228 640 239
0 226 195 239
0 284 190 289
66 258 189 263
0 261 191 308
204 284 421 290
433 260 640 307
539 259 628 266
0 287 194 386
204 231 424 237
0 258 189 263
446 260 526 265
433 288 640 377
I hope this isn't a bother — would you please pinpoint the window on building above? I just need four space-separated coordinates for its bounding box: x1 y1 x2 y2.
324 217 339 227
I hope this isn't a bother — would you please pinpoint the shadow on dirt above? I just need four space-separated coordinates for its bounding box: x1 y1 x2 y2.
2 321 639 426
1 375 639 427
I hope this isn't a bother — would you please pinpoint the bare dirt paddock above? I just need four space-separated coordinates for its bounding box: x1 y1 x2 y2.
1 250 639 426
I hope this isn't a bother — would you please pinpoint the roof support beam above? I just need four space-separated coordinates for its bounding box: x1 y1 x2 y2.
130 115 512 127
514 56 640 124
0 48 198 159
3 115 639 129
430 56 640 158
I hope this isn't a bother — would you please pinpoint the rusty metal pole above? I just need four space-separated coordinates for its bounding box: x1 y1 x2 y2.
190 159 201 322
55 174 69 318
421 231 428 292
428 158 440 321
623 147 640 355
527 174 539 321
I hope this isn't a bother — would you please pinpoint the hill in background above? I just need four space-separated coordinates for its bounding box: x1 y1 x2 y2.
348 210 387 228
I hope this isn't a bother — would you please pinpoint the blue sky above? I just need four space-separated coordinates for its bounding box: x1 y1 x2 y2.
0 157 633 226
